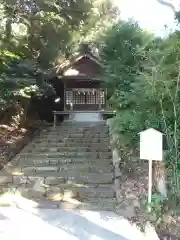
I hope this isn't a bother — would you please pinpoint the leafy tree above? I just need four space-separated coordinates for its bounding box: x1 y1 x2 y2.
0 0 119 126
101 18 180 208
100 21 154 140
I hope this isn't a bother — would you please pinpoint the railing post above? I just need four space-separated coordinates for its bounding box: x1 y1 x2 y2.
53 112 57 128
70 102 73 111
98 96 101 110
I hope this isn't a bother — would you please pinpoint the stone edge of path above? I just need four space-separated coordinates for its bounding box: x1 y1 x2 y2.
106 118 122 200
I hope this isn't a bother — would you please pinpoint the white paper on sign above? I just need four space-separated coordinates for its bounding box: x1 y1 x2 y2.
139 128 163 161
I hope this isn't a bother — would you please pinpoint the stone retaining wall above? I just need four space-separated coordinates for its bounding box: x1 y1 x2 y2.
107 118 167 199
0 123 43 170
106 118 122 200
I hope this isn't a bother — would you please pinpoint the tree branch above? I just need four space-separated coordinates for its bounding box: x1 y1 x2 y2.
157 0 176 13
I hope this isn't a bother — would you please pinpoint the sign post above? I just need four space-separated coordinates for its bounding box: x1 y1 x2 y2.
148 159 152 212
139 128 163 212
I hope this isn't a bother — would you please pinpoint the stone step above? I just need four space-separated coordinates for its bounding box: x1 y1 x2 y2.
0 195 116 211
43 124 108 129
24 142 110 149
64 140 110 145
49 130 109 134
29 164 112 173
56 122 108 127
67 142 110 148
39 132 109 136
37 132 109 137
21 146 111 153
44 130 83 134
66 137 110 140
0 171 113 185
15 158 112 167
5 163 113 174
59 121 108 127
1 184 114 200
59 198 116 211
30 140 110 146
67 137 110 141
18 152 112 159
54 146 111 152
37 132 109 136
60 126 108 130
36 136 110 141
33 137 110 143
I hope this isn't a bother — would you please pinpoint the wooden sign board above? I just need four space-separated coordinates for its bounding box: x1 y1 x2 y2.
139 128 163 161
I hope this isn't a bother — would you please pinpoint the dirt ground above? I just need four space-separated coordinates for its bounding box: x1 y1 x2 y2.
117 153 180 240
0 124 28 168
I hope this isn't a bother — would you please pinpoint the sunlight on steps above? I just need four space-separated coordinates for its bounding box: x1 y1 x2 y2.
0 191 83 210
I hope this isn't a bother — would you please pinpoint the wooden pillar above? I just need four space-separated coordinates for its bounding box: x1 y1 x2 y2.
53 112 57 128
64 83 66 111
105 88 107 110
98 88 101 110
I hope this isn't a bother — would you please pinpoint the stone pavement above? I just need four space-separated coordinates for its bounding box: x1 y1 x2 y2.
0 206 149 240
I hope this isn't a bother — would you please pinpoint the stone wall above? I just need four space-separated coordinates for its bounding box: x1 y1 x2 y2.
107 118 167 199
0 123 43 170
106 118 122 200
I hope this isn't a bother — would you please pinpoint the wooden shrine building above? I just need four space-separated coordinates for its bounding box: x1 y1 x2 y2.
52 43 114 123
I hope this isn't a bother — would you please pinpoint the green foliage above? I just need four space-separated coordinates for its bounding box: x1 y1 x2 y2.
101 19 180 213
0 0 92 67
0 0 118 67
0 50 55 110
100 21 154 144
0 0 118 126
101 19 180 144
143 194 167 225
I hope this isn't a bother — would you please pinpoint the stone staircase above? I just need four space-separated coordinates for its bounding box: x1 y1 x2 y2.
0 122 116 210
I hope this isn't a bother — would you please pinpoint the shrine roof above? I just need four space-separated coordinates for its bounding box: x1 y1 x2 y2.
55 53 102 75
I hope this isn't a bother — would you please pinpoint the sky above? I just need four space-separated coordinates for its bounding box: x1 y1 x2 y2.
114 0 179 37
